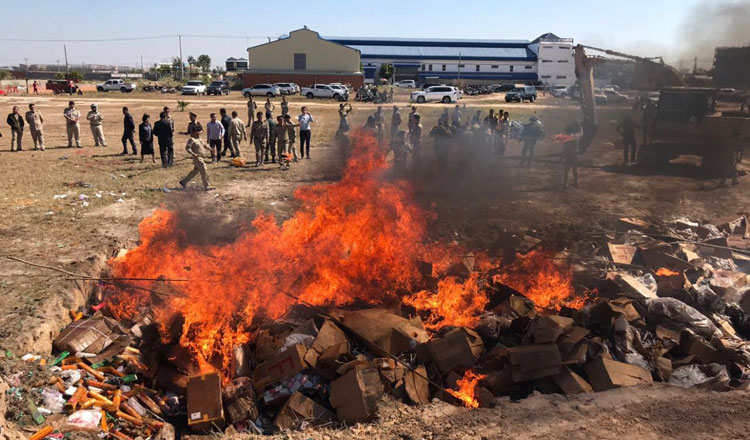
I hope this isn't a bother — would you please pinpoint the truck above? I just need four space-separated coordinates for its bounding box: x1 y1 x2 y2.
301 84 347 101
206 80 230 95
96 79 136 93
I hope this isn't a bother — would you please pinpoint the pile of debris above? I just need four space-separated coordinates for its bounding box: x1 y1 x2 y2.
9 214 750 438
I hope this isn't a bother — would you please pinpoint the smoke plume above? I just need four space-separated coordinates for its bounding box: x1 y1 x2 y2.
679 0 750 62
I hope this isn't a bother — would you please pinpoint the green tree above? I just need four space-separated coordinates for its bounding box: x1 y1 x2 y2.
0 70 11 80
378 64 394 82
156 64 173 77
68 70 84 81
54 72 65 79
187 56 196 67
196 55 211 74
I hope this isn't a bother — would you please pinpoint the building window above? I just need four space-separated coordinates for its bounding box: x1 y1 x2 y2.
421 64 425 70
442 64 446 71
293 53 306 71
429 64 433 71
543 45 553 49
491 65 499 69
509 65 514 72
556 75 567 79
541 75 552 79
475 65 480 72
458 64 465 68
368 63 373 66
542 59 553 63
525 65 532 69
558 60 569 63
559 46 569 49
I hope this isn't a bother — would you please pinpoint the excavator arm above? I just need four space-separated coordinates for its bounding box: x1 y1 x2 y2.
574 45 604 151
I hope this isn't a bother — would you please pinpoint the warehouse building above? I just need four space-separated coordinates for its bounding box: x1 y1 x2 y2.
243 27 364 88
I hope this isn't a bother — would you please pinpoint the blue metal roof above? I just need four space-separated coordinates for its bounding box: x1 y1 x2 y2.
345 45 536 61
326 36 530 48
418 72 538 81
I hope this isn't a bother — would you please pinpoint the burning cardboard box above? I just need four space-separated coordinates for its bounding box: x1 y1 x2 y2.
273 392 335 431
187 372 225 432
253 344 308 391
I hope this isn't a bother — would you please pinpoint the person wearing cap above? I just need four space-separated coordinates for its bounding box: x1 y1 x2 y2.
250 111 267 166
179 125 212 190
520 115 544 166
187 112 202 137
121 107 137 155
64 101 81 148
390 105 401 142
86 103 106 147
6 105 24 152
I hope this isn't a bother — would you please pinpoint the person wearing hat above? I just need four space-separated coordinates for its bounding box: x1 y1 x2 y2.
520 115 544 166
86 103 106 147
63 101 81 148
179 125 212 191
390 105 401 142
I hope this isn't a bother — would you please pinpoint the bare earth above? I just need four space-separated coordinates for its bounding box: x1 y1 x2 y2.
1 90 748 439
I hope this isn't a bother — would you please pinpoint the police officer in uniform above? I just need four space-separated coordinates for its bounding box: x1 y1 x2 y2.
64 101 82 148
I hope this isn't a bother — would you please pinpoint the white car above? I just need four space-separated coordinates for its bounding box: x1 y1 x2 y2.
328 84 349 99
551 85 569 98
181 81 206 95
301 84 347 101
242 84 282 97
328 83 349 94
395 80 416 88
274 83 297 95
410 85 461 104
97 79 136 93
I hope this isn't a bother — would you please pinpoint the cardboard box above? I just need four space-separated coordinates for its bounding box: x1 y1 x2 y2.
329 367 384 423
404 365 430 405
273 392 334 431
226 396 259 425
330 309 429 357
303 320 349 369
679 333 728 366
426 328 484 375
584 357 653 391
607 243 637 265
553 367 592 394
253 344 308 391
187 372 224 432
508 344 562 382
53 317 119 355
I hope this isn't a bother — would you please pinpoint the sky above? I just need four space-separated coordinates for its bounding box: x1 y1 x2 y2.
0 0 735 70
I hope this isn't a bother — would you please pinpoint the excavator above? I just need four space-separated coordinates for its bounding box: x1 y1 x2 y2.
573 44 750 172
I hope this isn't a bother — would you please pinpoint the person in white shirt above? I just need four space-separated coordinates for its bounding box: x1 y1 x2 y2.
297 106 315 159
206 113 224 163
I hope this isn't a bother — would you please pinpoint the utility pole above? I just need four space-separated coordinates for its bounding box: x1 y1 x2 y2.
140 54 144 73
64 44 69 74
178 35 184 80
693 56 697 75
457 52 462 83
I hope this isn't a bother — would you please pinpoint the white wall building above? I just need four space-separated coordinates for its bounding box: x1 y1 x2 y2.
528 33 576 87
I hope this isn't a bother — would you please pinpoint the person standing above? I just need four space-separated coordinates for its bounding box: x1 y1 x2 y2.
32 81 39 95
338 102 352 135
219 108 232 159
121 107 137 155
281 95 289 116
496 111 510 156
163 106 175 136
206 113 224 163
153 111 174 167
617 114 638 165
275 115 288 158
373 105 385 146
179 126 212 191
138 114 155 163
250 111 267 166
246 96 257 127
25 103 44 151
390 105 402 142
430 120 452 173
451 104 461 128
285 114 299 161
187 112 202 137
298 106 314 159
63 101 81 148
520 116 544 166
86 103 107 147
266 114 277 163
264 97 275 120
391 130 408 176
562 122 581 189
439 108 450 126
407 106 418 132
6 105 24 152
229 111 247 158
410 113 422 173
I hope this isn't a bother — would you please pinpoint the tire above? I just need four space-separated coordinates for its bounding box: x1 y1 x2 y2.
97 87 104 92
120 87 127 92
333 93 341 101
442 96 451 104
266 92 274 97
530 96 535 102
243 92 251 98
306 92 314 99
416 96 425 103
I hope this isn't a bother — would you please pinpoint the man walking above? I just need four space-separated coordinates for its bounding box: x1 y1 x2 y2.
520 116 544 166
86 103 106 147
206 113 224 163
390 105 402 142
617 114 638 165
64 101 81 148
179 126 212 191
187 112 202 137
229 111 247 158
250 111 267 166
298 106 314 159
285 114 299 161
25 103 44 151
219 108 232 159
6 105 24 152
153 111 174 167
266 114 277 163
121 106 137 155
275 115 288 159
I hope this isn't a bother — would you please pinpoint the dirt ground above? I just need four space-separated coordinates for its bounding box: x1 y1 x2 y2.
1 89 749 439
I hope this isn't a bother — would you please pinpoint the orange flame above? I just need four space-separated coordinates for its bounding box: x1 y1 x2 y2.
655 267 680 277
447 370 486 409
403 273 488 330
492 249 585 310
106 130 483 375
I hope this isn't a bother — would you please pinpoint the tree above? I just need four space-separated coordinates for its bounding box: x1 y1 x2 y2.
196 55 211 74
68 70 84 81
156 64 173 78
187 56 196 67
378 64 394 82
0 70 11 80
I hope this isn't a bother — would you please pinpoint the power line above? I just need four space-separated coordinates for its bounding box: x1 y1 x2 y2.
0 35 177 42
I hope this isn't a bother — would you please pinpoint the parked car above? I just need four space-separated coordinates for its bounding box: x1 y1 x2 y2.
489 84 514 93
328 84 349 99
206 80 230 95
504 86 537 102
290 83 301 94
410 85 461 104
603 89 628 104
96 79 136 93
551 85 569 98
181 81 207 95
274 83 297 95
395 80 416 88
328 83 350 94
594 89 608 105
301 84 347 101
241 84 281 97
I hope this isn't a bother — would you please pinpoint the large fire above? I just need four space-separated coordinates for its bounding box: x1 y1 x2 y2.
106 131 582 376
447 370 486 409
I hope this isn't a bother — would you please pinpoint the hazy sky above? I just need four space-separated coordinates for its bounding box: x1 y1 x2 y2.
0 0 734 70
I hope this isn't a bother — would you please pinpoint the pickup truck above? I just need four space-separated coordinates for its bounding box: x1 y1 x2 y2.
301 84 347 101
96 79 136 93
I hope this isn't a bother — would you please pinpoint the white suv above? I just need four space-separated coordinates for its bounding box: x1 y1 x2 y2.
274 83 297 95
396 80 416 88
410 85 461 104
181 81 206 95
242 84 282 97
